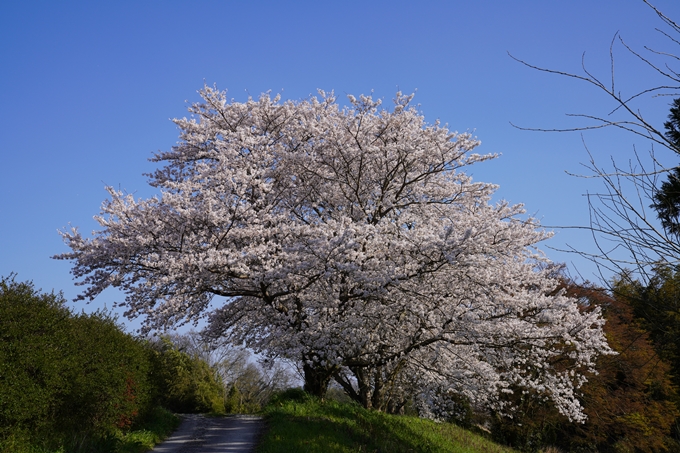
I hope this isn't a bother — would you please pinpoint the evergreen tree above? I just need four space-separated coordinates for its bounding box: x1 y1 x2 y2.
652 98 680 236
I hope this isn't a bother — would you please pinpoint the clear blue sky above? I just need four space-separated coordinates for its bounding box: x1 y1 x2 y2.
1 0 678 332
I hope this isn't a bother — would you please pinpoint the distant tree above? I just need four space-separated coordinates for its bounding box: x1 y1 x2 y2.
148 337 224 414
563 283 678 452
162 331 294 413
614 265 680 388
57 87 611 420
612 265 680 446
223 364 265 413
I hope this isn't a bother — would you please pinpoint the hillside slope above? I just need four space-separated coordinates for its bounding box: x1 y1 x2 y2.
256 392 517 453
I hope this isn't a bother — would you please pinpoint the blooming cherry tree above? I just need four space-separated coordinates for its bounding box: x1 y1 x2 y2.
56 87 611 420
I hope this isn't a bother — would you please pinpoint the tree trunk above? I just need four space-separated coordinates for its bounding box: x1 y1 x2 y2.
344 359 407 411
302 362 334 399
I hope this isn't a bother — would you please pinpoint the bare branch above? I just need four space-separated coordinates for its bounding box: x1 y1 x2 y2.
513 7 680 285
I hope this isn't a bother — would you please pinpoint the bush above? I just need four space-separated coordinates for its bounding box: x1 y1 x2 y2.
268 387 315 406
0 275 157 452
148 337 225 414
0 276 72 446
54 311 155 439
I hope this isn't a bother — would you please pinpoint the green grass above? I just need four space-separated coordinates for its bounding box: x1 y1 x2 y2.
256 393 517 453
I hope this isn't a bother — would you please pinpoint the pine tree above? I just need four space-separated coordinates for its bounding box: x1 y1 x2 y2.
651 98 680 236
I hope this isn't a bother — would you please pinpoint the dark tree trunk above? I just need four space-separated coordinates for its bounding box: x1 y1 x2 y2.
371 366 384 411
302 362 334 399
340 359 408 411
355 366 372 409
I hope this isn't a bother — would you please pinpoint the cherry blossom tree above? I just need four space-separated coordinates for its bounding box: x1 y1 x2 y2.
56 87 611 420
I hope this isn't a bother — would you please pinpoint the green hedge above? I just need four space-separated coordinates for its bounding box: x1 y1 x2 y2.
0 276 157 451
0 276 227 452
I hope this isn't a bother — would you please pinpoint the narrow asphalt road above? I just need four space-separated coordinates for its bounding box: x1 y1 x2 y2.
152 414 264 453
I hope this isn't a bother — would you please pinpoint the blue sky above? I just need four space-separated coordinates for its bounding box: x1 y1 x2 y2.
1 0 678 332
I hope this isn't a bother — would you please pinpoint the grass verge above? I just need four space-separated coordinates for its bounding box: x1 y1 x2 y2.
256 392 516 453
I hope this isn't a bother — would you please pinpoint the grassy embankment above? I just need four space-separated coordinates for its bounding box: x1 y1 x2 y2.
256 391 517 453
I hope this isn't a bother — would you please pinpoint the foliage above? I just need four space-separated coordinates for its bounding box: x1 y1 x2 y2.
163 331 294 414
223 365 268 414
0 275 158 452
147 337 225 414
57 87 611 420
0 275 72 444
564 283 678 452
490 281 679 452
613 266 680 384
0 275 203 453
651 165 680 238
613 265 680 444
222 358 294 413
651 98 680 237
55 312 155 438
0 407 179 453
114 407 180 453
257 391 517 453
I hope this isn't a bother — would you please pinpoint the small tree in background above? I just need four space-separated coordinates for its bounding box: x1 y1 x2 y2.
148 337 225 414
163 331 294 413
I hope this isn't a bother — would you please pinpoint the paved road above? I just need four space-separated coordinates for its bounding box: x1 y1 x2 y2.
152 414 264 453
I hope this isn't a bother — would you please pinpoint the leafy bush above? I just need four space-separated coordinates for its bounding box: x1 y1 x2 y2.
115 407 180 453
148 337 225 414
0 275 157 452
53 311 155 440
0 276 72 445
267 387 312 406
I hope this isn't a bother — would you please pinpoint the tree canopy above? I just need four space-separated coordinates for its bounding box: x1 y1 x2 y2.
56 87 611 420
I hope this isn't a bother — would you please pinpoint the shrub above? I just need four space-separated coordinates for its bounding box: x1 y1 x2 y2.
148 337 225 414
0 275 157 452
